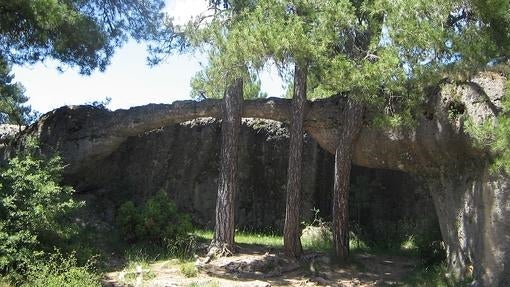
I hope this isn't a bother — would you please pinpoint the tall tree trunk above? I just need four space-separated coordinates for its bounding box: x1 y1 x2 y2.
332 99 363 261
283 63 307 258
209 78 244 256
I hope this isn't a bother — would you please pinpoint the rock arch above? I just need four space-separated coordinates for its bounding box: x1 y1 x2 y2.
8 72 509 286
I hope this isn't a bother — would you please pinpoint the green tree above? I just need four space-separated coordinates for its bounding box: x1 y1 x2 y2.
185 9 249 256
0 138 82 277
0 0 175 126
0 59 34 126
191 0 363 259
211 77 244 255
0 0 169 74
184 0 510 261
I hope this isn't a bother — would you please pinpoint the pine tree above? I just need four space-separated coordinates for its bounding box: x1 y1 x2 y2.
0 58 33 126
182 0 510 260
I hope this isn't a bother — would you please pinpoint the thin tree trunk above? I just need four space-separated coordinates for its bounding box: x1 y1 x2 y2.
210 78 243 256
332 99 363 261
283 63 307 258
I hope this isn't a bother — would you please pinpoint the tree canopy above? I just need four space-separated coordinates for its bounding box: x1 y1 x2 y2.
188 0 509 124
0 0 175 124
185 0 510 260
0 0 170 74
0 59 33 125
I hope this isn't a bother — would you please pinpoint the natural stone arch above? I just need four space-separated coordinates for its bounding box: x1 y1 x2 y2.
5 72 509 286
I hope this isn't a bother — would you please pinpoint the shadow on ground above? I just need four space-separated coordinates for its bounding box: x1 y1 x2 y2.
103 242 418 287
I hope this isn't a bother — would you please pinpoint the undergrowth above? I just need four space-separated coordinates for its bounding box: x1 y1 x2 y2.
401 263 472 287
186 280 220 287
0 138 98 286
22 251 100 287
180 261 198 278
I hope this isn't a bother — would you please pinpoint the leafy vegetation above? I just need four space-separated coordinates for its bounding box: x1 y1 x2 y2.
188 0 510 127
0 60 36 126
0 0 179 131
465 74 510 173
116 252 156 287
117 191 193 246
0 0 170 74
300 209 333 252
180 261 198 278
401 263 473 287
21 251 100 287
0 138 84 281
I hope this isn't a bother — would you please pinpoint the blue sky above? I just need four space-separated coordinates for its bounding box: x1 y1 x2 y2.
12 0 284 114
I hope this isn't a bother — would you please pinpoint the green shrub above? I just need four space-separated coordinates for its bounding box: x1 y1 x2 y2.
0 137 83 276
301 225 332 252
22 251 100 287
404 263 473 287
301 209 333 252
166 233 198 259
117 191 193 246
413 229 446 265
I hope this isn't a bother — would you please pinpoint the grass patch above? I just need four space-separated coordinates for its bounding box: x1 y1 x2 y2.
194 229 431 265
0 279 12 287
194 230 283 248
195 229 374 254
300 227 372 254
349 233 371 253
179 261 198 278
236 231 283 247
119 235 198 264
116 250 156 286
193 230 213 241
186 280 220 287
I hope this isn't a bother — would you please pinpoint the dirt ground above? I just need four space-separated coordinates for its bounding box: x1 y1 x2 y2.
103 245 417 287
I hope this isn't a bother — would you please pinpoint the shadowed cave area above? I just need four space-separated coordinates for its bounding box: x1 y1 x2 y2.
74 118 440 253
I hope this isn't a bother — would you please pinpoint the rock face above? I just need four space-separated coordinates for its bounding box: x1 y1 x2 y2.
64 117 434 239
76 118 323 229
419 73 510 286
4 72 509 286
427 167 510 286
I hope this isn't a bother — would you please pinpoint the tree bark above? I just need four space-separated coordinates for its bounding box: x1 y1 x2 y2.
332 99 363 261
283 63 307 258
209 78 244 256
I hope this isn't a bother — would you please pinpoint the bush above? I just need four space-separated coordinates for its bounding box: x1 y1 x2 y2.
301 225 332 252
117 191 193 246
22 251 100 287
0 138 83 276
301 208 333 252
404 263 473 287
